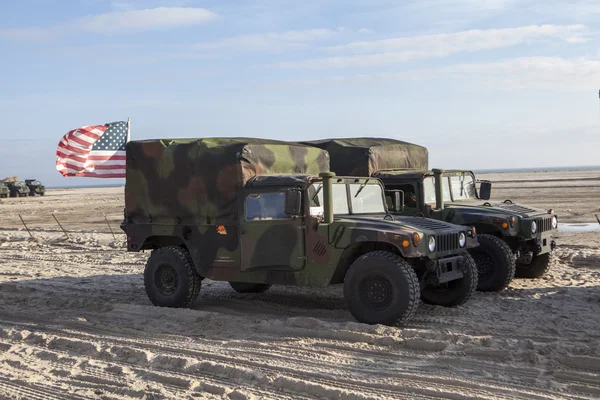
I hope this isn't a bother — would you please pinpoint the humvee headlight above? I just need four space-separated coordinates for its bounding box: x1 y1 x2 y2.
459 232 466 247
551 216 558 229
509 216 516 227
428 236 436 252
531 221 537 234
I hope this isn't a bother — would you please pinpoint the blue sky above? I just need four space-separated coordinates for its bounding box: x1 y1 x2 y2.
1 0 599 187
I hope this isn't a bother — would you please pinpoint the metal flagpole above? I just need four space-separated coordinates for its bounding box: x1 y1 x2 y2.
126 117 131 143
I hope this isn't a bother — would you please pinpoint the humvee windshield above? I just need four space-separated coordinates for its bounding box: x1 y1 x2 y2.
423 172 476 204
310 182 385 215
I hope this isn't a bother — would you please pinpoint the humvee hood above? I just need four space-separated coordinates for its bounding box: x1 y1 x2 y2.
125 138 329 223
445 201 550 218
337 215 465 235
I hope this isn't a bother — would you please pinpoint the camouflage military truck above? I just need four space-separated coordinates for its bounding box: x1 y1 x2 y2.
303 138 558 289
25 179 45 196
2 177 29 197
121 138 479 326
0 183 8 198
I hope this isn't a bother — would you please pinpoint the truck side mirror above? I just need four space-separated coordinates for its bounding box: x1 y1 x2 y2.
394 191 404 212
478 180 492 200
284 189 302 216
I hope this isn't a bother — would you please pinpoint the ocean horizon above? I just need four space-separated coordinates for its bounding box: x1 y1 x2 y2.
45 164 600 189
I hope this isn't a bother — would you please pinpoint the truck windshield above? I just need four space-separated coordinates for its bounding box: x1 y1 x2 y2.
423 172 476 204
309 182 385 215
423 177 451 204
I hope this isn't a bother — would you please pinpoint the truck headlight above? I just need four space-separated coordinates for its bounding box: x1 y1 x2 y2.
531 221 537 234
428 236 436 252
551 216 558 229
459 232 466 247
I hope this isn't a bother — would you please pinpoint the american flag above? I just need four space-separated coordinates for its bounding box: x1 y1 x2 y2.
56 121 128 178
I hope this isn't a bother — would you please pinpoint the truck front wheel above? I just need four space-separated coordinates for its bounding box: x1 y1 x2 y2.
144 246 202 308
229 282 271 294
421 253 478 307
468 234 516 292
515 252 552 278
344 251 420 325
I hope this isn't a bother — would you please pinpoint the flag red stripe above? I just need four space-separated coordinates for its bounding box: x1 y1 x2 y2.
56 150 87 164
87 155 126 161
58 141 90 155
89 164 126 170
67 133 95 148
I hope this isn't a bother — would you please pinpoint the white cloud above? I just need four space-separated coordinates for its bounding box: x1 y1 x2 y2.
270 25 589 69
77 7 217 34
195 28 343 51
331 24 588 53
0 7 217 40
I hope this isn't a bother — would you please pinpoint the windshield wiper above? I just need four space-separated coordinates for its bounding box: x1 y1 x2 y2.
311 184 323 202
354 179 370 197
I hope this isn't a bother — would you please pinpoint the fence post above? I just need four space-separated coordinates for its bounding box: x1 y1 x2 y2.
103 213 117 240
595 214 600 226
18 214 34 238
52 213 69 239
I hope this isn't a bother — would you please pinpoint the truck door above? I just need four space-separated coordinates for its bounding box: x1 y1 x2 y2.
240 191 306 271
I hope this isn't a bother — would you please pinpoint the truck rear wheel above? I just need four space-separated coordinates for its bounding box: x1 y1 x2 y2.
515 252 552 278
144 246 202 308
344 251 420 325
468 234 515 292
421 253 478 307
229 282 271 294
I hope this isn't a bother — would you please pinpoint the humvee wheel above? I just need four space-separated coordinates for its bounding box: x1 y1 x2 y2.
468 234 515 292
144 246 202 307
515 252 552 279
421 253 478 307
229 282 271 294
344 251 420 325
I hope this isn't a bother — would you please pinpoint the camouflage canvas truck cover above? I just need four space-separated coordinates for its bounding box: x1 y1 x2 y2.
122 137 479 325
303 138 558 291
25 179 45 196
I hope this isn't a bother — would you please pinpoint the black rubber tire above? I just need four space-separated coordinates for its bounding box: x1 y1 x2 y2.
229 282 272 294
468 234 516 292
344 251 420 326
515 252 552 279
144 246 202 307
40 192 45 196
421 253 478 307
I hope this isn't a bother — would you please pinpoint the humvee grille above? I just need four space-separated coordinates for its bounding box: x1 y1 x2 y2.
437 233 460 253
536 216 554 233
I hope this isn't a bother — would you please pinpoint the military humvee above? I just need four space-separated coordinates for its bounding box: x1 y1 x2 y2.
302 138 558 289
25 179 45 196
2 178 29 197
121 138 479 325
0 183 8 198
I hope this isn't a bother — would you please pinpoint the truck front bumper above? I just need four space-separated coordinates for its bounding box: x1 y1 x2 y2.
424 255 465 287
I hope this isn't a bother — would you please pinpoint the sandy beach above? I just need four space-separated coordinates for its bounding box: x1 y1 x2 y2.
0 169 598 399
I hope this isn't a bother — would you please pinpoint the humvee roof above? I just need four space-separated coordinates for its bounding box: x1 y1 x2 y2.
303 138 429 175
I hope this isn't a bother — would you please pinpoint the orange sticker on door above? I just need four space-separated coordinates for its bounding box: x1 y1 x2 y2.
217 225 227 235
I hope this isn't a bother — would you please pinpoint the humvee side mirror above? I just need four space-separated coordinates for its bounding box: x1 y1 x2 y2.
394 191 404 212
478 180 492 200
284 189 302 216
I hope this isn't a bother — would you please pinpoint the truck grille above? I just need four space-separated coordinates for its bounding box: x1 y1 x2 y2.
437 233 460 253
536 216 554 233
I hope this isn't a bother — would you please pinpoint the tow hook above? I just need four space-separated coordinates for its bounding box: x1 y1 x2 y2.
550 240 556 251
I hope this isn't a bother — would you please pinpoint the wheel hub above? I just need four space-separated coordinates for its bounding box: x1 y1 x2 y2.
473 252 494 277
359 275 393 311
156 264 178 295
